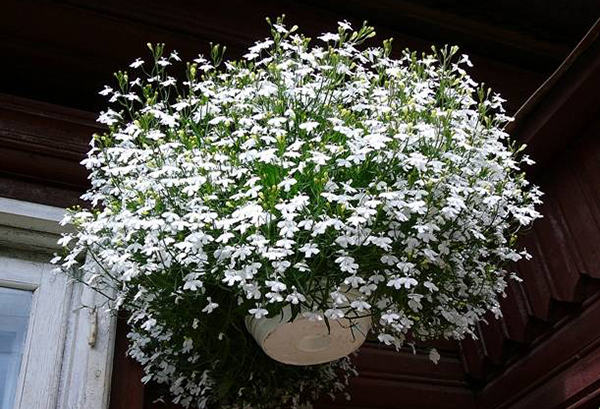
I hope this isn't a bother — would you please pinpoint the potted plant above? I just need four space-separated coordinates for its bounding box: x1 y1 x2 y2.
53 16 542 409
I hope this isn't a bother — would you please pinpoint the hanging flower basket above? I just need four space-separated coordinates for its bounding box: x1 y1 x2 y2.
246 285 372 365
53 16 542 409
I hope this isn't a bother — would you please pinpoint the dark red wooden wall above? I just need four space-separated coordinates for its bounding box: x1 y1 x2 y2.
461 22 600 409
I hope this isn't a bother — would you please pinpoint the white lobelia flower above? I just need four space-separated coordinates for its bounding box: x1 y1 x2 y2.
129 58 145 68
387 276 418 290
249 306 269 319
299 242 320 257
277 177 298 192
324 308 345 319
202 298 219 314
299 121 319 132
318 33 340 43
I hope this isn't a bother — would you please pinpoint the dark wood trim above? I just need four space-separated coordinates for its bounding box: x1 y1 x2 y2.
511 18 600 129
317 375 476 409
0 93 100 206
509 17 600 174
461 117 600 406
0 93 98 157
457 16 600 409
476 294 600 409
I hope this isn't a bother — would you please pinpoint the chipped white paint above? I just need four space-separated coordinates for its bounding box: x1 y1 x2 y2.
0 198 115 409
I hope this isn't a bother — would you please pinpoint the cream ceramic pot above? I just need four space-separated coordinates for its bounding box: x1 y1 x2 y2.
245 290 372 366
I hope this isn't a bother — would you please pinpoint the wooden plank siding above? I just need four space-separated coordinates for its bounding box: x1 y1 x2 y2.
460 20 600 409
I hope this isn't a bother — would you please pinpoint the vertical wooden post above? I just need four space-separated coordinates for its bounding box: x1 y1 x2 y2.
109 319 145 409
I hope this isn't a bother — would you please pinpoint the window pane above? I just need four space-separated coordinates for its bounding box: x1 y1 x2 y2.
0 288 32 409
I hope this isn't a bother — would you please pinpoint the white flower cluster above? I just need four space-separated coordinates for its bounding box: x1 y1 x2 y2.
54 18 542 409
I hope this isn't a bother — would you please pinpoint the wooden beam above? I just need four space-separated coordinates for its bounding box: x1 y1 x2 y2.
0 93 100 206
476 293 600 409
510 18 600 173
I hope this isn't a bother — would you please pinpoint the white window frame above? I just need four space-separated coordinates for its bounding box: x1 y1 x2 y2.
0 197 116 409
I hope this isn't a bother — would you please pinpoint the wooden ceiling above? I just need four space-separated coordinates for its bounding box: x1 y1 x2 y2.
298 0 598 69
1 0 599 113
